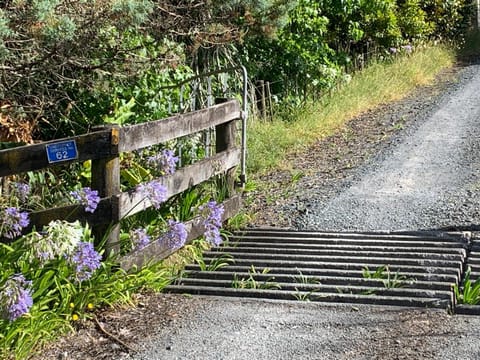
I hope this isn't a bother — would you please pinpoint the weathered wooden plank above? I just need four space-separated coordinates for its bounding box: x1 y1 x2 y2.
0 130 113 177
24 198 113 233
119 100 241 152
120 195 242 270
117 148 241 219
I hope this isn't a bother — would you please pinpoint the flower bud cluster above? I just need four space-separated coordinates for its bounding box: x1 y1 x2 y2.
0 274 33 322
199 200 224 246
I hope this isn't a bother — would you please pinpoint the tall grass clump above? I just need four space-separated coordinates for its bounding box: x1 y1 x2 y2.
247 45 455 174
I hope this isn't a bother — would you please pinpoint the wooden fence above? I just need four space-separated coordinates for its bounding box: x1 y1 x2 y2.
0 99 243 270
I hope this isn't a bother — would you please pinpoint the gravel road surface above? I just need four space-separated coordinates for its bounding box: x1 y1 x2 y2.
125 63 480 360
128 298 480 360
294 63 480 232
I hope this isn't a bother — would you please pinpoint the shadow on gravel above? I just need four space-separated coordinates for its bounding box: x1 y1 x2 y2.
425 225 480 232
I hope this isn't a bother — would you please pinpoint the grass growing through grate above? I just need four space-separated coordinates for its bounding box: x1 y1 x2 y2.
231 266 281 290
362 265 414 289
292 271 322 301
454 267 480 305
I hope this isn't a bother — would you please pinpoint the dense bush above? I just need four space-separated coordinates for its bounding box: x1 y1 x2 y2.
241 0 473 102
397 0 434 41
0 0 472 138
0 0 293 139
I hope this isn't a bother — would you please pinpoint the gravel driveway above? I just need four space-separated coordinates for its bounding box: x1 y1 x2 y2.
124 63 480 360
38 62 480 360
294 63 480 232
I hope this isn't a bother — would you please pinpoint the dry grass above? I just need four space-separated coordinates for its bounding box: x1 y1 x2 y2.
247 45 455 174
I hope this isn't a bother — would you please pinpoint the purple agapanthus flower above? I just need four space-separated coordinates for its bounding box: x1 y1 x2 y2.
199 201 224 246
1 207 30 239
204 227 222 246
130 228 151 251
147 149 179 176
70 187 100 213
68 242 102 282
0 274 33 322
389 47 397 54
160 220 187 250
401 44 413 53
13 182 30 203
137 180 168 209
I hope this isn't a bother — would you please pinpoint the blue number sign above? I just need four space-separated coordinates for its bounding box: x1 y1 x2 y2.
46 140 78 163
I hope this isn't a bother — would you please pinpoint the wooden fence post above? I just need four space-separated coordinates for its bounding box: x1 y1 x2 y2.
215 98 237 195
256 80 267 119
91 125 121 255
265 81 273 120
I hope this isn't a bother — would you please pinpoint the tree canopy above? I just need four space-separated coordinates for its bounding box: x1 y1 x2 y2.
0 0 473 141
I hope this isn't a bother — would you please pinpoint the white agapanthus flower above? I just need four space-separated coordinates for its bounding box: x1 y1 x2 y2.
22 220 85 265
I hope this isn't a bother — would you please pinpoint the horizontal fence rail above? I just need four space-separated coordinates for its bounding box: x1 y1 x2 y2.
0 130 114 177
0 99 244 268
117 148 241 219
119 100 241 152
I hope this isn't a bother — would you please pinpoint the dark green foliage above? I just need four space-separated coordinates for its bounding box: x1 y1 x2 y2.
420 0 474 39
0 0 293 139
359 0 402 47
241 0 472 104
398 0 434 40
0 0 473 138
